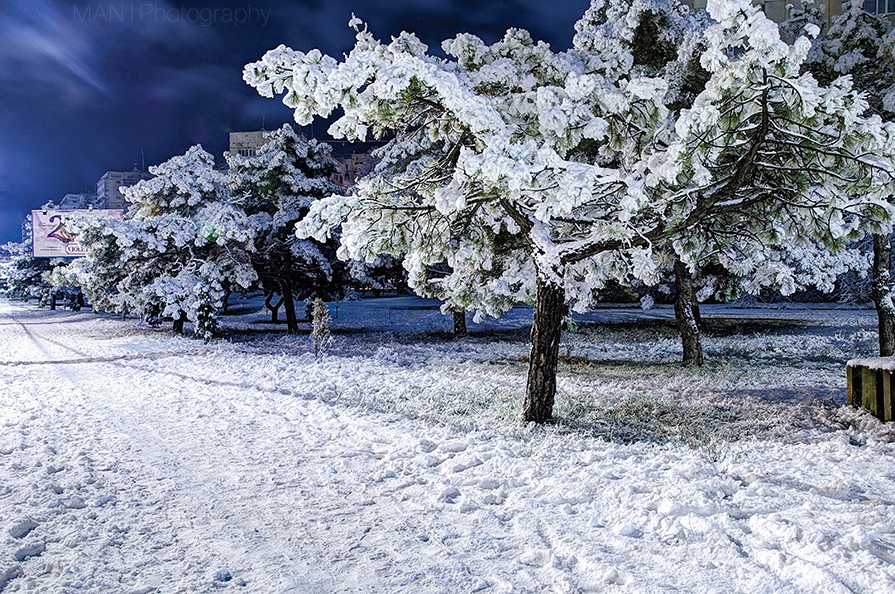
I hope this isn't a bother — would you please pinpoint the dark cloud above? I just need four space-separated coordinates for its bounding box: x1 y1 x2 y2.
0 0 590 242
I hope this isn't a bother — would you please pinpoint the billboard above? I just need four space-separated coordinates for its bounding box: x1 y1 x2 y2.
32 209 123 258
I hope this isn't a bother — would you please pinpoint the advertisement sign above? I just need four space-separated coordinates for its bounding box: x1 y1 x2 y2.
32 209 123 258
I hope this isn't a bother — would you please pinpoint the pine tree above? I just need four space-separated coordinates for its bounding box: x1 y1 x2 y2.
245 0 895 421
226 125 342 333
801 1 895 355
54 146 257 338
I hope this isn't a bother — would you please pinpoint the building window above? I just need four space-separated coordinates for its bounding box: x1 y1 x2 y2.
238 149 256 158
865 0 895 15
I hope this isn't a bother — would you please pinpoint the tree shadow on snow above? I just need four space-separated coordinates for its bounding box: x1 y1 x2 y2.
549 387 853 450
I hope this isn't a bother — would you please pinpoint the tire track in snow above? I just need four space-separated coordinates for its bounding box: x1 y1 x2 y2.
0 310 213 366
0 306 400 589
1 309 301 399
0 349 215 366
0 305 268 590
0 308 131 590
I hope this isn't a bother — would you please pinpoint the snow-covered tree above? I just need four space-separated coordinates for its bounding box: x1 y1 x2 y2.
4 253 56 303
0 242 26 293
574 0 712 365
54 146 256 340
658 234 873 364
801 0 895 355
0 242 25 260
593 0 894 365
2 230 62 306
226 125 342 332
245 0 895 421
48 213 130 314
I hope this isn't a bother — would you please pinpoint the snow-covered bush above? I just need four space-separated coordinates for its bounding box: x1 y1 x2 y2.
311 297 332 359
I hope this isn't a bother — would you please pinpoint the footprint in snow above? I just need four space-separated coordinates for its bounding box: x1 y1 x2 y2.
604 568 626 585
518 549 557 568
440 487 461 503
0 565 24 591
14 542 45 562
613 523 643 538
452 455 483 473
420 454 441 468
8 519 38 540
44 464 64 475
478 478 500 490
440 441 468 453
64 496 88 510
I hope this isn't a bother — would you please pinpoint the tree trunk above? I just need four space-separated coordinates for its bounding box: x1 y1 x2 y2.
172 312 186 335
265 291 284 323
674 258 704 366
523 277 566 423
49 292 56 311
872 233 895 357
453 310 468 337
280 281 299 334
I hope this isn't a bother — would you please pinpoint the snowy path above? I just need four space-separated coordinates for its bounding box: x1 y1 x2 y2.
2 299 895 593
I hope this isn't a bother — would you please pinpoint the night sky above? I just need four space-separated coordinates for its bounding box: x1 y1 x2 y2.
0 0 591 243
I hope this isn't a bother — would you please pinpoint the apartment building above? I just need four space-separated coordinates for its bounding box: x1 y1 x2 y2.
330 152 373 192
59 192 98 210
228 130 269 158
230 128 374 191
95 170 152 210
687 1 893 24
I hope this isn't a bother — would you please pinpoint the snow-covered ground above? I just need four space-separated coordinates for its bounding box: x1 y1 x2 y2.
1 296 894 593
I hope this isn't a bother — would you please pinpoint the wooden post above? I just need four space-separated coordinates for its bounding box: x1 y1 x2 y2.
848 359 895 422
883 372 895 422
847 364 861 407
862 366 879 416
